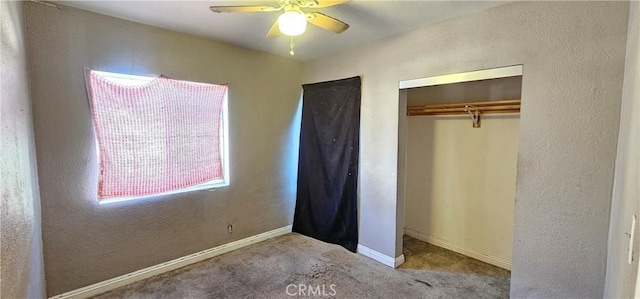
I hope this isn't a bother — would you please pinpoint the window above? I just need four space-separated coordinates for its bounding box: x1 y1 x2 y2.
86 69 229 203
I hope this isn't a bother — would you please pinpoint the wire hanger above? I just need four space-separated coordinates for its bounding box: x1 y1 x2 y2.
464 105 481 128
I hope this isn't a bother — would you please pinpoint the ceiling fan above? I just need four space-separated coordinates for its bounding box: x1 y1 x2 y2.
210 0 351 55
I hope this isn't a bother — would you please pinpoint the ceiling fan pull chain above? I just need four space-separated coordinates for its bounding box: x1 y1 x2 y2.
289 36 295 56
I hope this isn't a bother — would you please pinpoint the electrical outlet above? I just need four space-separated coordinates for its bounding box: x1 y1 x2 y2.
227 224 233 234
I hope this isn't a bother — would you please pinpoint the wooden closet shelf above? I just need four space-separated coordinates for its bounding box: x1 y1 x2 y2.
407 99 521 116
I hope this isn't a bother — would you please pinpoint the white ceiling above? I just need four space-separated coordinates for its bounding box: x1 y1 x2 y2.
56 1 511 61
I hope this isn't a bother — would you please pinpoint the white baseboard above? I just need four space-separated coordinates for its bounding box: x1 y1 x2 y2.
49 225 293 299
395 253 406 267
404 228 511 270
357 244 404 268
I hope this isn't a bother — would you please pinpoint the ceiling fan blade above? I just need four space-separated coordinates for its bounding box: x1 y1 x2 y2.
305 0 351 8
209 5 280 13
266 20 281 38
307 12 349 34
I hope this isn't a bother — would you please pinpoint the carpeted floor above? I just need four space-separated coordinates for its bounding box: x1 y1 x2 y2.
401 235 511 279
93 233 510 298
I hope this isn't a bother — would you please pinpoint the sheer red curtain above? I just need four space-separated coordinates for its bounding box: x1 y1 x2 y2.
87 70 227 201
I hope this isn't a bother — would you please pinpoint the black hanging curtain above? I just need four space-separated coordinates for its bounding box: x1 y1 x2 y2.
293 76 361 252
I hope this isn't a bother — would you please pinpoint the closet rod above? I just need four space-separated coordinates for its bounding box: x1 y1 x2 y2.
410 109 520 116
407 99 520 116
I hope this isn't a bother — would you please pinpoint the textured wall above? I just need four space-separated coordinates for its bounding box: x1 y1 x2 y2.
302 2 628 298
0 1 47 298
604 1 639 298
24 3 302 296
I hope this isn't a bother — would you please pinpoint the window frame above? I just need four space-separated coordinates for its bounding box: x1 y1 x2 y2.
88 70 230 204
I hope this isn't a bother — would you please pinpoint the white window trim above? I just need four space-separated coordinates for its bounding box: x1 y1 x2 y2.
90 71 230 205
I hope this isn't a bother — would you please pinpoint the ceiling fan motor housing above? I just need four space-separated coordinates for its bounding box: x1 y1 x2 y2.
281 0 320 8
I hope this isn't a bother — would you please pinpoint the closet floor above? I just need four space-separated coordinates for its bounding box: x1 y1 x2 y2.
401 235 511 279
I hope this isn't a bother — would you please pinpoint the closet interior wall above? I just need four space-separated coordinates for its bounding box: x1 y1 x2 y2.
404 76 522 269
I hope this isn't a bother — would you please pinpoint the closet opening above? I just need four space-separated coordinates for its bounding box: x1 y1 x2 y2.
396 65 523 286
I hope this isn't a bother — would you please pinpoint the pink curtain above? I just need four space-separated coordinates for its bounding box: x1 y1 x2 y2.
87 71 227 200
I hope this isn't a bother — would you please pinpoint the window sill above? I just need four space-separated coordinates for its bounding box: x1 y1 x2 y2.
98 181 229 205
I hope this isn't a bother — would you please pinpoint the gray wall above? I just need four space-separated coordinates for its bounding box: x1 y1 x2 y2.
0 1 47 298
302 2 628 298
24 3 302 295
604 1 640 297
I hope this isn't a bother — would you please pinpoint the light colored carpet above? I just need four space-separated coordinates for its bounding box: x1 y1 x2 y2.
92 233 509 298
401 235 511 279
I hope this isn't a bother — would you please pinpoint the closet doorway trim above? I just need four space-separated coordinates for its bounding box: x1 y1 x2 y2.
399 65 523 89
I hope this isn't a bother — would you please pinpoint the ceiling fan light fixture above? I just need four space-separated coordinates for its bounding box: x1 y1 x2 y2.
277 11 307 36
